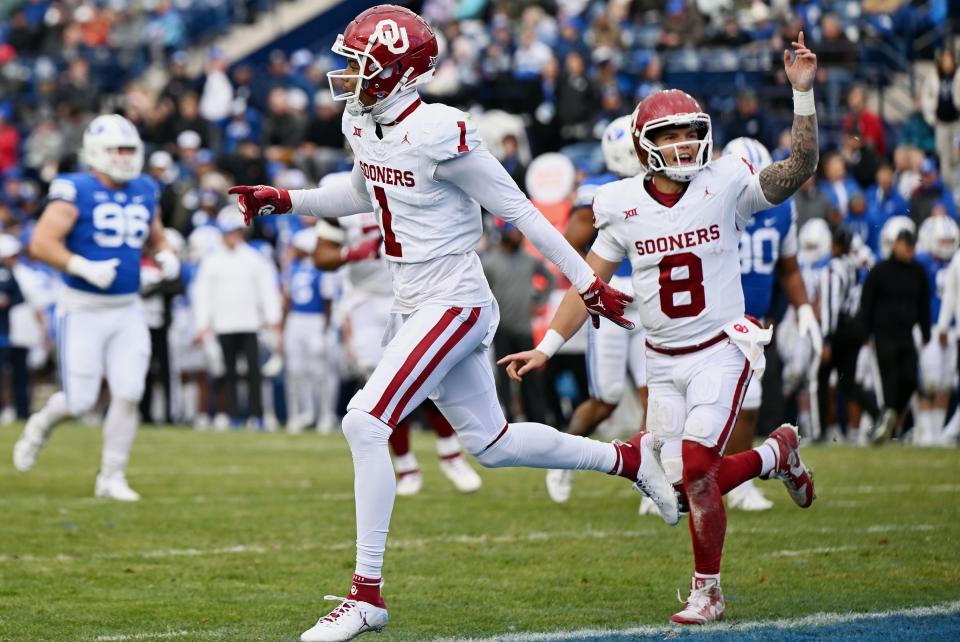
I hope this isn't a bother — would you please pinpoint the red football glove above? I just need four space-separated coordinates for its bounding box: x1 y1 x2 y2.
341 236 382 263
580 276 635 330
227 185 292 225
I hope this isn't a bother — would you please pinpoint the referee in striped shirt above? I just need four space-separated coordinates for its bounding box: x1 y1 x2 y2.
817 227 882 441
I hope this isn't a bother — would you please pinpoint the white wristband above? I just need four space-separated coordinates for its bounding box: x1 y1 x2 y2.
793 89 815 116
535 329 565 359
65 254 92 278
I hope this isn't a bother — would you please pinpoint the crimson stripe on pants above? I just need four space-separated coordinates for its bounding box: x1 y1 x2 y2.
388 307 481 427
370 307 463 424
716 358 751 453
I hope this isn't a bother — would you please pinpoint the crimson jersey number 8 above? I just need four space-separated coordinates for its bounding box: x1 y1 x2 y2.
657 252 706 318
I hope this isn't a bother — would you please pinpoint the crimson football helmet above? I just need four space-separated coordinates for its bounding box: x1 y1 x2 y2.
327 5 438 114
630 89 713 182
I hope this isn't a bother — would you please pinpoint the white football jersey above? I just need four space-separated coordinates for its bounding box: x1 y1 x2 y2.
591 154 771 348
342 101 493 313
339 212 394 298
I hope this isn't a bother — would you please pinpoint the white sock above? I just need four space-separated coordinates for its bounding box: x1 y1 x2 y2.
394 452 419 474
931 408 947 443
475 422 617 472
27 391 70 443
916 409 933 445
101 398 140 478
341 410 395 579
435 435 461 459
756 440 778 476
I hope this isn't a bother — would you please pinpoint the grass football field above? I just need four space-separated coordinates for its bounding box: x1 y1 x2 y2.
1 423 959 641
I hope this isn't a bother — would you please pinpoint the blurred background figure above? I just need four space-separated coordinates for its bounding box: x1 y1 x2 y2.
193 207 281 430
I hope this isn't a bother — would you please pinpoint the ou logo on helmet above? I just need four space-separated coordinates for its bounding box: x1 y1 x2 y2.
374 19 409 54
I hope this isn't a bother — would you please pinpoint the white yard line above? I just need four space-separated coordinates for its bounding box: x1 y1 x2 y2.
439 600 960 641
95 631 192 641
0 522 944 564
768 545 858 557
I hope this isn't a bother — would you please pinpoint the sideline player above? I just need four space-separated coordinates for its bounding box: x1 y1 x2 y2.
545 115 647 504
502 33 820 624
228 7 679 640
13 114 179 501
915 216 959 444
721 137 821 511
312 182 482 494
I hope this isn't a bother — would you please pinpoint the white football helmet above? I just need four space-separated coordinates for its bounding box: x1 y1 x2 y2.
81 114 144 183
722 137 773 171
187 225 223 263
291 228 317 254
918 215 959 260
601 115 643 178
798 218 832 265
879 215 916 259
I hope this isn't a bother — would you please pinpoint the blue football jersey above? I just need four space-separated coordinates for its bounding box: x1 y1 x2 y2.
739 199 797 318
49 172 158 296
284 258 325 314
578 173 632 278
916 252 950 323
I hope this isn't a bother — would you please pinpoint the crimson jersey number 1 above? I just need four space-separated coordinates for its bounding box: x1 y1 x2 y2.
373 185 402 257
658 252 706 318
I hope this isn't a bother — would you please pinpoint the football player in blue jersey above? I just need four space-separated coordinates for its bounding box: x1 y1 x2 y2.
721 138 822 511
544 115 649 505
915 216 959 445
13 114 180 501
282 228 335 434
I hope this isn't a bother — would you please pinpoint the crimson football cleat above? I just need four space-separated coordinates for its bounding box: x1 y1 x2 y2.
761 424 816 508
671 577 725 624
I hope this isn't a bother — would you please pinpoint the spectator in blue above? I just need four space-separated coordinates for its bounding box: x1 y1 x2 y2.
865 163 910 252
820 152 862 218
223 98 261 155
844 192 871 245
147 0 185 55
0 234 28 420
910 158 958 225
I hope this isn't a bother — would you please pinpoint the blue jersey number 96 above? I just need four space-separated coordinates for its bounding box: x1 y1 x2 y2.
92 203 151 249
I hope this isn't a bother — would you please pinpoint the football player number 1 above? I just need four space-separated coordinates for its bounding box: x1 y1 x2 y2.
658 252 706 318
373 186 402 257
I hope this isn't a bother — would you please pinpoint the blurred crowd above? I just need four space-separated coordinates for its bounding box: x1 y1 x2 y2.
0 0 958 444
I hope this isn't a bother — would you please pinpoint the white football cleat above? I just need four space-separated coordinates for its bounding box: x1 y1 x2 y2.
13 411 56 472
438 455 482 493
638 495 661 517
671 577 725 624
726 479 773 511
316 415 338 436
628 432 680 526
300 596 388 642
94 473 141 502
545 469 574 504
396 471 423 496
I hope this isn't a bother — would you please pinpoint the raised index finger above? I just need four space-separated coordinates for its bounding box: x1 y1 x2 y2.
227 185 253 195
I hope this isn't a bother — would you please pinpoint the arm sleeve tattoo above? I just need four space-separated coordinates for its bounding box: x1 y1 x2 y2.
759 113 819 205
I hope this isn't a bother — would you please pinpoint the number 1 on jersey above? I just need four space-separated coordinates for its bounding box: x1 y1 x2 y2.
373 186 402 257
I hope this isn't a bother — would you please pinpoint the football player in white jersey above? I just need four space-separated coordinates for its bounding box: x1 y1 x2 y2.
502 33 821 624
12 114 180 501
312 178 482 496
545 115 649 505
228 6 678 640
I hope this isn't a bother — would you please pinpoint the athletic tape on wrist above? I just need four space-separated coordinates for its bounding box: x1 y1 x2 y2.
536 329 565 359
793 89 815 116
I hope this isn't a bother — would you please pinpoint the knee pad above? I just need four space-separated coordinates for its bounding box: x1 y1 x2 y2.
65 380 100 417
595 381 625 406
473 428 516 469
341 410 391 451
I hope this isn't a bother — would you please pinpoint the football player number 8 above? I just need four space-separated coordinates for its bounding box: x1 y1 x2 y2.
373 186 403 257
658 252 706 318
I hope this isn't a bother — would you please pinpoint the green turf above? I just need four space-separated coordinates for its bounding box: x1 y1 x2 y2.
1 423 958 641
